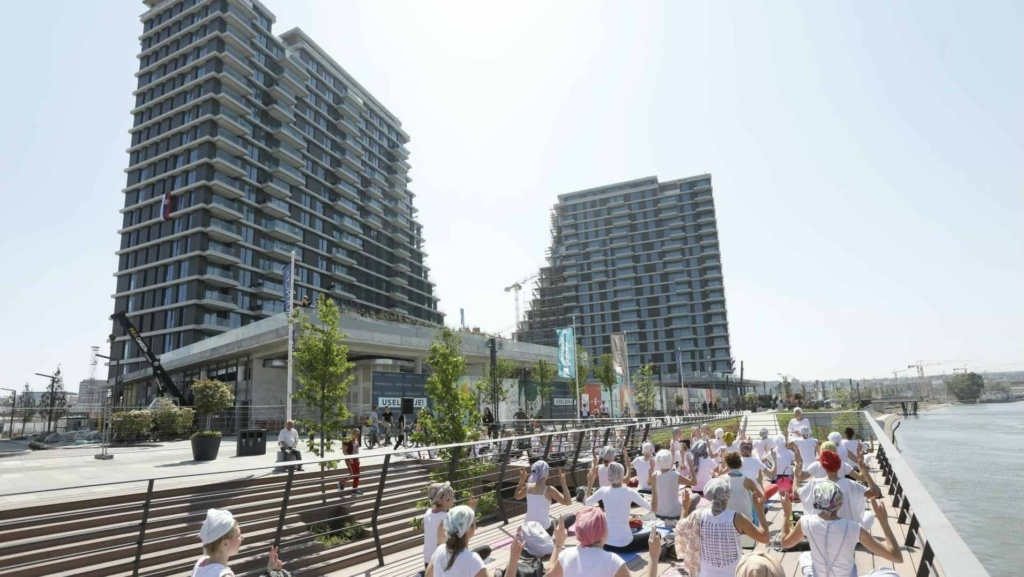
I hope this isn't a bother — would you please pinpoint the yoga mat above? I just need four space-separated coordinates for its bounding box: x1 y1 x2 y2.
490 536 515 549
612 551 641 563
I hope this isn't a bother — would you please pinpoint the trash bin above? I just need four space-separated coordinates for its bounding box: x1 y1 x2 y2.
236 429 267 457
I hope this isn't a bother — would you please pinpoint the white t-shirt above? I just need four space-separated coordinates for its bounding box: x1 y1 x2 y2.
740 456 768 481
799 515 860 577
753 439 773 460
804 460 854 479
798 477 869 525
773 446 795 476
278 428 298 449
557 546 624 577
585 486 651 546
792 438 818 465
423 508 446 563
191 557 233 577
693 456 718 492
710 438 726 456
632 456 653 491
429 545 486 577
788 417 810 438
654 470 683 518
597 463 611 487
839 439 864 465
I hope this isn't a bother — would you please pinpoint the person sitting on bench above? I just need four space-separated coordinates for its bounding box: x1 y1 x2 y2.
277 420 303 472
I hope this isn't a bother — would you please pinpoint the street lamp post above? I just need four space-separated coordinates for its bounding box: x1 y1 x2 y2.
94 353 118 461
1 388 15 440
34 371 60 435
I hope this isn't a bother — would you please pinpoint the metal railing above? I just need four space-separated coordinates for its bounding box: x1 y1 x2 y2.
864 410 990 577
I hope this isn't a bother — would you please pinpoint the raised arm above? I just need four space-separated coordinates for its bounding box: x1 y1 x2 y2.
548 470 571 506
545 518 567 577
779 493 804 549
734 491 770 543
514 467 530 499
858 499 904 563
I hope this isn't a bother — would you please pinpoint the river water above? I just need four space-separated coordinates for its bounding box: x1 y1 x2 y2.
894 401 1024 577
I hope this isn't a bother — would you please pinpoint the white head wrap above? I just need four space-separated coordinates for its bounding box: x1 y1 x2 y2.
427 482 454 506
443 505 476 538
199 509 235 545
641 441 654 455
759 427 769 439
800 425 811 438
654 449 673 471
606 461 625 485
774 434 787 450
598 445 616 461
828 431 842 445
529 460 549 483
714 428 724 439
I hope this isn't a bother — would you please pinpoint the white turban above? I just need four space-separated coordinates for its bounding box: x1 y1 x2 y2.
800 425 811 438
828 431 842 445
774 434 787 450
654 449 673 471
598 445 616 461
199 509 235 545
714 428 724 439
759 427 770 439
704 477 731 514
607 462 625 485
530 460 549 483
641 441 654 455
443 505 476 538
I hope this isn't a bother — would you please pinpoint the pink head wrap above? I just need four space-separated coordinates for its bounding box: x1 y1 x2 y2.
575 506 607 547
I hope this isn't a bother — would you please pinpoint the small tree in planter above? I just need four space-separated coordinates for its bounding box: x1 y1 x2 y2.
674 393 685 415
190 379 234 461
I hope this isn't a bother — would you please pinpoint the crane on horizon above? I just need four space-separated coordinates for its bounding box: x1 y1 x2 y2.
503 274 538 337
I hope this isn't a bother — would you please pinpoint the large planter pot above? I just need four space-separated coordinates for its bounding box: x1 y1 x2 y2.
191 435 221 461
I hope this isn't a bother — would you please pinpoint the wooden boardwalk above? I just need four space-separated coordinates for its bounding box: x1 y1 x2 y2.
339 456 926 577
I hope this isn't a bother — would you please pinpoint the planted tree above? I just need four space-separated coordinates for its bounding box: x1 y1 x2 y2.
947 372 985 402
191 379 234 436
534 359 556 418
477 357 517 418
17 383 35 434
779 374 793 400
565 345 589 418
152 396 196 440
593 354 617 417
674 393 685 415
38 369 67 435
292 295 356 467
744 392 759 411
634 363 657 416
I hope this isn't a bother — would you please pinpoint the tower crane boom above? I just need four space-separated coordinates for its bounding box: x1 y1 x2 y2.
503 274 538 337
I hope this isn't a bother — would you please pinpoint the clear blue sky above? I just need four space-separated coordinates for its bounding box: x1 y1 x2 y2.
1 0 1021 392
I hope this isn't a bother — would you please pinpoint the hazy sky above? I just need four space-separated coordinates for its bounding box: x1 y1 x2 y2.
1 0 1021 392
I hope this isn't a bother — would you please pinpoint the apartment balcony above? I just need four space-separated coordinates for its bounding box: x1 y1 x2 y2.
330 264 356 282
365 214 384 230
203 267 238 287
213 130 246 156
253 279 284 297
267 101 294 123
217 87 249 115
261 239 294 260
365 201 385 218
200 314 233 333
204 241 240 265
389 305 410 316
276 123 305 148
209 195 243 220
202 290 236 310
394 144 410 160
279 68 307 95
394 215 411 230
265 220 302 242
340 136 363 157
339 116 360 137
334 179 359 202
386 171 409 186
212 151 245 177
335 197 359 218
336 232 362 250
335 216 361 235
699 236 718 247
258 197 290 218
263 177 291 200
218 108 253 137
260 261 285 277
702 269 723 280
339 151 361 171
210 173 245 200
218 62 250 93
337 164 360 185
207 217 241 242
390 290 409 301
272 162 304 186
394 246 411 260
268 82 296 105
277 144 303 167
331 247 355 265
394 261 411 274
392 275 408 287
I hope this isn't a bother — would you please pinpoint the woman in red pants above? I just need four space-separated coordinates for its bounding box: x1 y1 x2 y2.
338 427 362 496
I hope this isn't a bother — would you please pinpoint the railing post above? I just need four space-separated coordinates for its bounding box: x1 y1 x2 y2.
570 430 585 484
274 467 296 548
622 425 635 462
601 426 611 449
130 479 155 577
641 423 651 444
371 454 391 566
496 439 514 524
542 431 554 460
898 495 911 525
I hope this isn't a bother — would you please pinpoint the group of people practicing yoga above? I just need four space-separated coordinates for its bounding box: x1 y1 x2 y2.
188 415 904 577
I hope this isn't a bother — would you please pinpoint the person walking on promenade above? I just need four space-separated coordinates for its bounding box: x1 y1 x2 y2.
337 427 361 496
584 462 652 553
514 460 576 534
393 412 408 450
780 482 903 576
381 405 393 443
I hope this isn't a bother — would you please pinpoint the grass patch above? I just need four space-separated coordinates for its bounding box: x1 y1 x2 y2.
310 518 366 547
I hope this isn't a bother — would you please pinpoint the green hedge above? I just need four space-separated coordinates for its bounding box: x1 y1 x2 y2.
775 411 868 442
648 416 742 449
152 402 195 440
111 410 154 443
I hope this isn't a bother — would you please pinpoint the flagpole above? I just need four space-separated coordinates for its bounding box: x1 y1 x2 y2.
286 250 296 423
572 315 580 424
622 332 632 418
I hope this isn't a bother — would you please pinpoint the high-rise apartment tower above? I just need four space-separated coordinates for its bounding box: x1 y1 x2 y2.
110 0 440 378
518 175 732 382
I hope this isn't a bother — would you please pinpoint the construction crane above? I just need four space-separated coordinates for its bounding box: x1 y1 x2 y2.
908 360 977 399
503 274 538 334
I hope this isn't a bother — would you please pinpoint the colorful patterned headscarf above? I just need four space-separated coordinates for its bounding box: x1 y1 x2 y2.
575 506 607 547
704 477 731 514
813 480 844 514
443 505 476 538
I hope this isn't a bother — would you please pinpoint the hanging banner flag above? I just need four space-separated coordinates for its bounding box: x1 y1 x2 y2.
675 350 690 412
160 189 173 221
283 263 294 315
555 327 576 379
610 333 627 378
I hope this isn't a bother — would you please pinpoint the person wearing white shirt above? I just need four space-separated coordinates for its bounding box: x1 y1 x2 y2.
786 408 810 442
790 426 819 468
425 506 488 577
584 462 652 552
803 441 853 479
651 449 698 523
738 440 774 485
630 442 656 493
794 449 882 530
277 420 303 472
753 428 773 461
